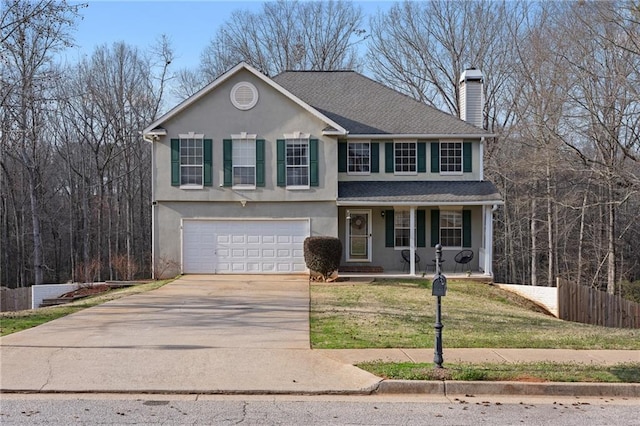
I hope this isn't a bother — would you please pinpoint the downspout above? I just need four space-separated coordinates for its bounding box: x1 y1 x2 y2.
142 133 157 278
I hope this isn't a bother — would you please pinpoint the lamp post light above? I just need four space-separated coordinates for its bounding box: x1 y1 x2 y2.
432 244 447 368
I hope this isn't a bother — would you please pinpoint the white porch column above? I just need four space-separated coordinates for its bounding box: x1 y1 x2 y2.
410 206 416 275
484 205 495 276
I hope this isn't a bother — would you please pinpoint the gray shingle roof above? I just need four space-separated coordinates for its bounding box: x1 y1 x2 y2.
338 181 503 204
273 71 489 136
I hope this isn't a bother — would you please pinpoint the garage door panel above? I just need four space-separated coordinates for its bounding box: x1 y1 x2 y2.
183 220 308 274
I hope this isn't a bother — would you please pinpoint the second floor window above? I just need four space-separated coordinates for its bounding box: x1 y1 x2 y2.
348 142 370 174
395 142 416 174
180 137 203 186
440 142 462 173
232 134 256 187
286 137 309 187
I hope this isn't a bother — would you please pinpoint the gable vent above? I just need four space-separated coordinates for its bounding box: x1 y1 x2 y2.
231 82 258 110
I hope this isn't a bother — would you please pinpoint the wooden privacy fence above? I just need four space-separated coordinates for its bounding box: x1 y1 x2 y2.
557 278 640 328
0 287 32 312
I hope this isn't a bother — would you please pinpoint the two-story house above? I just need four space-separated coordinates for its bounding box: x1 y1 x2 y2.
143 63 502 278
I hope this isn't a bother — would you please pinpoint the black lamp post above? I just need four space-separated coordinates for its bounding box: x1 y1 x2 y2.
432 244 447 368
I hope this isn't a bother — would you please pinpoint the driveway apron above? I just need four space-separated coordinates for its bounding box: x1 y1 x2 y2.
0 275 381 394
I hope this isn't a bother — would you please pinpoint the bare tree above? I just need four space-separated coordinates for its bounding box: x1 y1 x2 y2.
0 0 81 286
172 0 365 101
367 0 521 133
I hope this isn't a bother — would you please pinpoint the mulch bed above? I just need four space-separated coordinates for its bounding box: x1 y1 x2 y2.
59 284 111 299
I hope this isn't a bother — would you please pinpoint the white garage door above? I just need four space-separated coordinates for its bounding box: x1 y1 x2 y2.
182 219 309 274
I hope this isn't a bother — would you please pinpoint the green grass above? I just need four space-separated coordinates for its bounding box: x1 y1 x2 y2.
310 279 640 349
357 361 640 383
0 280 172 336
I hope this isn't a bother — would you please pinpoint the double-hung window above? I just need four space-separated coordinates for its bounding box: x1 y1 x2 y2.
440 142 463 174
394 210 411 248
179 134 204 186
286 135 309 187
348 142 370 174
394 142 416 174
231 133 256 188
440 210 462 247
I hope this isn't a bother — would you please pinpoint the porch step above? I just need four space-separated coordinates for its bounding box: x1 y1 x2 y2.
339 265 384 274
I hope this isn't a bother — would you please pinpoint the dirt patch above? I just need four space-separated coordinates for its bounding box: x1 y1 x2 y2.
60 284 111 299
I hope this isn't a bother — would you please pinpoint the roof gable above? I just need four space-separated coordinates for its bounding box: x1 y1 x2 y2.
143 62 347 136
273 71 490 137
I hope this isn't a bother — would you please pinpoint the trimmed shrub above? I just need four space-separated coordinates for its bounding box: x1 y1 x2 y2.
303 236 342 280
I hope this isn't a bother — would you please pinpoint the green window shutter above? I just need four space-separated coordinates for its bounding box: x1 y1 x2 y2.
371 142 379 173
338 141 347 173
203 139 213 186
310 139 319 186
431 209 440 247
462 210 472 247
385 210 395 247
431 142 440 173
223 139 232 187
256 139 265 187
171 139 180 186
417 210 426 248
463 141 472 173
417 142 426 173
277 139 285 187
385 142 394 173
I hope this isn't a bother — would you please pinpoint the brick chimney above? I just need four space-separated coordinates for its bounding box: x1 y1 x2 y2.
459 68 484 128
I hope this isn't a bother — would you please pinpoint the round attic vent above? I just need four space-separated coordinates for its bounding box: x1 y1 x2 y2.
230 82 258 110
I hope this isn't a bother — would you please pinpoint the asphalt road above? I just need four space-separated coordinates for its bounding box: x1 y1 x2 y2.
1 394 637 425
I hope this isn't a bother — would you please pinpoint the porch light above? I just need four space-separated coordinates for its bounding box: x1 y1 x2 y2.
380 211 385 217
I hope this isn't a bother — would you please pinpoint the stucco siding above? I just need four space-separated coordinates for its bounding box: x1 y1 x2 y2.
153 201 337 277
153 69 338 203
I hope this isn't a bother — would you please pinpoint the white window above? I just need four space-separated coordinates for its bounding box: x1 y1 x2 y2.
394 210 411 248
232 133 256 188
440 210 462 247
440 142 462 174
179 136 203 186
348 142 370 174
395 142 416 174
286 136 309 187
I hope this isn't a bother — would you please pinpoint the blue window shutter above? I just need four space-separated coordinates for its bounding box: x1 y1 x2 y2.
223 139 232 187
256 139 265 187
385 210 395 247
338 140 347 173
203 139 213 186
417 210 426 247
310 139 319 186
277 139 285 187
463 141 472 173
417 142 426 173
385 142 394 173
371 142 379 173
463 210 472 247
171 139 180 186
431 142 440 173
431 209 440 247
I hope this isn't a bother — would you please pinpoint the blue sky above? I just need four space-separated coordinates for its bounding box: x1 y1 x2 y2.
66 1 395 71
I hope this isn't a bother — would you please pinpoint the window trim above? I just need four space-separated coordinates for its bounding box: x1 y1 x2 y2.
231 132 257 189
394 141 418 175
284 132 310 189
440 141 463 176
178 132 205 189
347 141 371 175
439 209 463 249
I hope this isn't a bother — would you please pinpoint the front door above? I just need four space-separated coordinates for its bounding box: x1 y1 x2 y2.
347 210 371 262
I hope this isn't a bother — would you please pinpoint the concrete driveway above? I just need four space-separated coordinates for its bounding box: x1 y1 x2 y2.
0 275 381 394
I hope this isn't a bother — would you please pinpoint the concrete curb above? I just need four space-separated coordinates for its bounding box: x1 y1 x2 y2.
376 380 640 397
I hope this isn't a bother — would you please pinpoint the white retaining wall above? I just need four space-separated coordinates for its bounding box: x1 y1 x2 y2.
496 284 558 317
32 283 80 309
